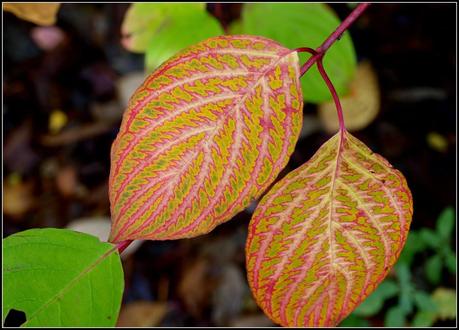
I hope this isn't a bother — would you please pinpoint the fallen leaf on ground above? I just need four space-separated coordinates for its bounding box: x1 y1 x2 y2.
319 61 380 132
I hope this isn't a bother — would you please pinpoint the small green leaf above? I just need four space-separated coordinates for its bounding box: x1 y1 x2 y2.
145 11 224 71
3 228 124 327
338 314 370 327
436 206 455 240
445 251 456 274
419 228 441 250
384 306 407 327
412 311 437 327
425 254 443 285
398 231 427 265
396 263 414 314
121 3 224 71
231 3 357 103
413 291 438 312
353 280 399 317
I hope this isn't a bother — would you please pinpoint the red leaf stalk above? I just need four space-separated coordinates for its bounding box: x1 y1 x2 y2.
297 3 371 132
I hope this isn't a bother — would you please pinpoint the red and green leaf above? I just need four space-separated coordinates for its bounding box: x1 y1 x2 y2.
246 130 413 327
109 35 303 242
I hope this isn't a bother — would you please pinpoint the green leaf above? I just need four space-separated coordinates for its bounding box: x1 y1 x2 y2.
413 291 438 312
3 228 124 327
425 254 443 285
395 263 414 314
412 311 437 327
384 306 407 327
121 3 224 71
445 251 456 274
353 280 399 317
231 3 357 103
419 228 441 250
436 206 455 240
338 314 370 327
398 231 427 265
145 11 224 71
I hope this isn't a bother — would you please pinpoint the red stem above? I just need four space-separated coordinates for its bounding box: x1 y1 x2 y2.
298 3 370 132
116 240 132 254
316 56 345 132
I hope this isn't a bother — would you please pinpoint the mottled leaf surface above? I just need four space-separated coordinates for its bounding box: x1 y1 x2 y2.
3 229 124 327
109 35 303 242
246 130 413 327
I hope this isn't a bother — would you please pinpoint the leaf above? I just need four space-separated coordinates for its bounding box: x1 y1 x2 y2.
338 314 370 327
419 228 441 250
145 11 225 72
425 254 443 285
384 306 406 327
3 228 124 327
397 231 427 266
445 251 456 274
121 3 223 66
412 311 436 327
3 3 60 26
109 35 303 242
413 291 438 312
436 206 455 240
231 3 357 103
353 280 399 317
395 263 414 314
246 130 413 326
431 288 456 320
319 61 380 133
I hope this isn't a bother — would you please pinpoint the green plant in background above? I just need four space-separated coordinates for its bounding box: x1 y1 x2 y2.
121 3 357 103
340 206 456 327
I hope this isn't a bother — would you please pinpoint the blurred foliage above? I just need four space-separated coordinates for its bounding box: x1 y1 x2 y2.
230 3 357 103
340 206 456 327
3 3 61 26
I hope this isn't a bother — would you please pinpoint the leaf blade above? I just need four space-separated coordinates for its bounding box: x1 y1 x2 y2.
109 35 303 242
246 130 413 327
3 228 124 327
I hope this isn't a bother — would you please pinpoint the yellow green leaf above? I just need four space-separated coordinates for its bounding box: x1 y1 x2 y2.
246 130 413 327
109 35 303 242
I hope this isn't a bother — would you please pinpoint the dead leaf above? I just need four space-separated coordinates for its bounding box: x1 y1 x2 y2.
3 3 61 26
3 175 35 219
116 301 168 327
319 61 380 132
178 258 216 318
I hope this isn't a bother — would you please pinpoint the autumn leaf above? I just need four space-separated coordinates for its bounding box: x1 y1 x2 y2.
319 61 380 133
3 3 60 26
109 35 303 242
246 129 413 327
